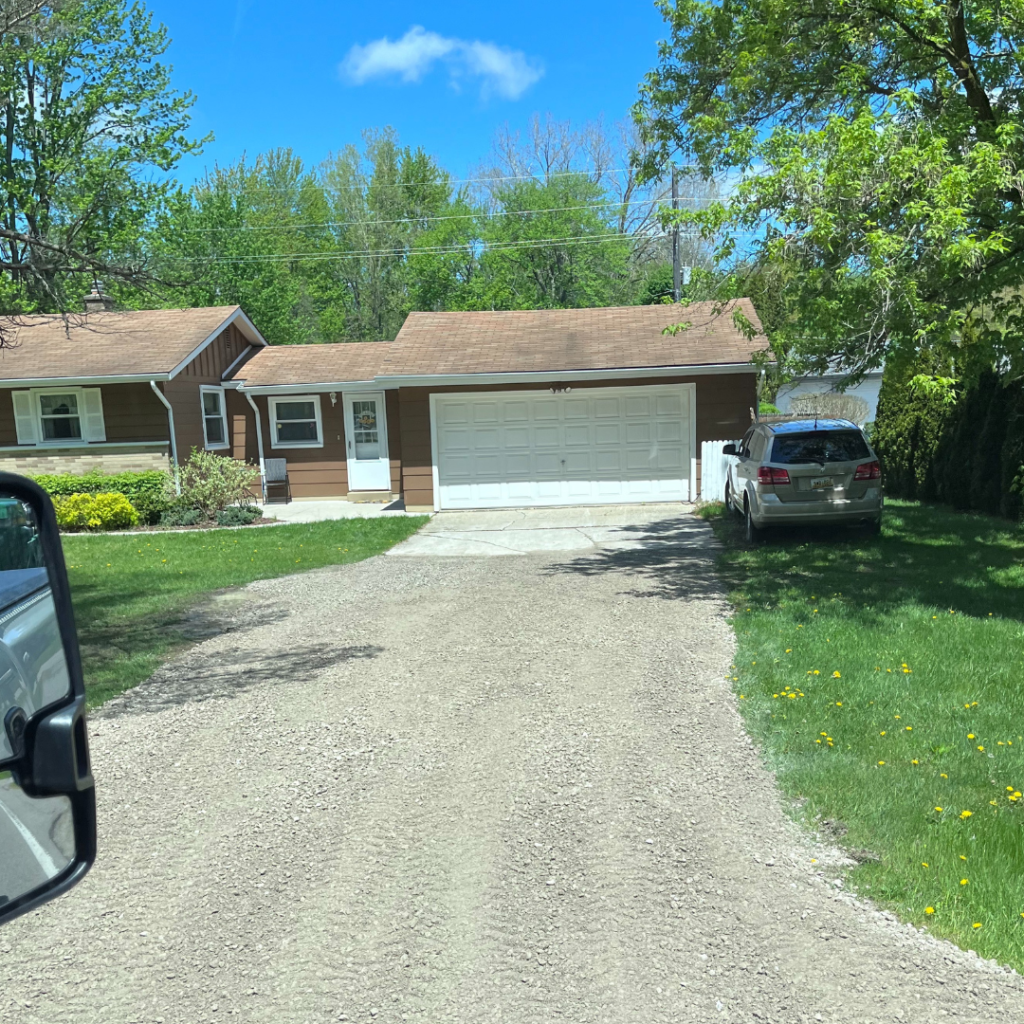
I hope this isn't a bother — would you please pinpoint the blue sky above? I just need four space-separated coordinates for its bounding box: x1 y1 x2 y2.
142 0 670 184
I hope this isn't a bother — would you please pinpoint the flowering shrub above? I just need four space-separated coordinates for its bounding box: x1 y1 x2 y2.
34 470 172 524
177 449 260 519
53 492 139 531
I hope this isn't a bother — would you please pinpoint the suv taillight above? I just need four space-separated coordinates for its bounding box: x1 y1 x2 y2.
757 466 791 485
854 460 881 481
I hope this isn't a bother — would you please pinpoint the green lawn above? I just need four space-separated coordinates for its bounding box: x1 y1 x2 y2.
709 499 1024 970
62 517 426 707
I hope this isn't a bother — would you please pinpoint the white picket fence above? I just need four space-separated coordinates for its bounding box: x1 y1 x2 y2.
700 439 740 503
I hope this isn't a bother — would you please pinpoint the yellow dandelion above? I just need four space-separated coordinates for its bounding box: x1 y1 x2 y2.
925 907 935 915
960 810 973 820
878 761 886 766
978 746 985 752
835 701 842 707
912 760 919 765
922 862 929 868
935 807 944 813
961 878 969 885
906 726 912 731
832 671 841 678
968 734 975 740
973 923 982 929
960 855 967 861
880 731 887 736
941 773 948 779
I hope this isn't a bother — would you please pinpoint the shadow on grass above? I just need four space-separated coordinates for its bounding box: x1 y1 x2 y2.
543 514 725 601
97 642 384 717
711 501 1024 624
544 502 1024 620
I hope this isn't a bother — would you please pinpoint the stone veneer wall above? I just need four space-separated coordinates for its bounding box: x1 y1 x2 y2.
0 445 171 476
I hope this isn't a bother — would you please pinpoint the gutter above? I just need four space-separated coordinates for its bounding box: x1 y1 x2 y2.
149 381 181 494
244 391 266 499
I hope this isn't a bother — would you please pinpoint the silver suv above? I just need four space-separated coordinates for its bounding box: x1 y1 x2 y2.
723 419 883 542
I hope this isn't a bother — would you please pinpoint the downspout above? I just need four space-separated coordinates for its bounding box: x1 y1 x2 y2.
150 380 181 495
244 390 266 500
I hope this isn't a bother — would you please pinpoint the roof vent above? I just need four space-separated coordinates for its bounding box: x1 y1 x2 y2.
83 281 115 314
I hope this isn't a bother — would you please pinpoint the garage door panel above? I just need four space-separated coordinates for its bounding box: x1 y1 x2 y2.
565 424 592 446
434 386 693 509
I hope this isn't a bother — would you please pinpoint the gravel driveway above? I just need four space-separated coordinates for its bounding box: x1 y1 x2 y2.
3 511 1024 1024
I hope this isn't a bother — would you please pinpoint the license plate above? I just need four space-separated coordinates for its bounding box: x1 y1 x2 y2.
810 476 834 490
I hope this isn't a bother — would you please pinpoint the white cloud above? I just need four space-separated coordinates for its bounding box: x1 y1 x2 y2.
341 26 543 100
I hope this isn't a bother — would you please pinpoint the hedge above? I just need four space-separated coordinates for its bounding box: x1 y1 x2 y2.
32 470 171 525
873 367 1024 520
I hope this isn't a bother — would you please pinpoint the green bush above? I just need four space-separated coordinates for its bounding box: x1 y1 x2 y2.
53 493 139 531
177 449 260 519
873 365 1024 518
159 507 203 527
34 470 172 525
215 506 261 527
758 400 782 415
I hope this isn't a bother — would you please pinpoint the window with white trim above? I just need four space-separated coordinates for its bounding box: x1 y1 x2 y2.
12 387 106 445
39 392 82 441
269 395 323 448
200 387 229 449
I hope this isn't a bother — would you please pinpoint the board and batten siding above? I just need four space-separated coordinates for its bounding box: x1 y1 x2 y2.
397 373 757 509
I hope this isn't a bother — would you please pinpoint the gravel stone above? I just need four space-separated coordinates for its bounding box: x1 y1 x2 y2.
2 518 1023 1023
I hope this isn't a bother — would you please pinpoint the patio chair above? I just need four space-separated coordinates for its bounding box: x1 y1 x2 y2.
263 458 291 504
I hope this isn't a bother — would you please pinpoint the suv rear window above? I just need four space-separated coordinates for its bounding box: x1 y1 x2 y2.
770 430 870 465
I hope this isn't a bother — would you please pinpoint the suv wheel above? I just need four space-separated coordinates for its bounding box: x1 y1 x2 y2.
745 497 764 544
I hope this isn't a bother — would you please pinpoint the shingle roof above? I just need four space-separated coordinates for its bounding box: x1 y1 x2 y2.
0 306 258 382
380 298 768 377
234 341 389 387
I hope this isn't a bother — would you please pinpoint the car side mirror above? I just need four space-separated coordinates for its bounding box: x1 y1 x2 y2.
722 443 738 456
0 473 94 927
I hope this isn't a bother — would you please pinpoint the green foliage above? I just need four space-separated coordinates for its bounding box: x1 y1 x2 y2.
53 492 139 531
33 469 171 524
0 0 207 313
759 401 781 415
159 507 202 527
635 0 1024 378
214 505 261 527
873 367 1024 519
176 448 260 519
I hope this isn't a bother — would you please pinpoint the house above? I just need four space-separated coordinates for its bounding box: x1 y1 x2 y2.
0 302 267 476
775 366 884 426
0 296 769 511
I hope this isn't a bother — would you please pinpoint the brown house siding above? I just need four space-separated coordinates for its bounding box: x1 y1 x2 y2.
175 323 252 383
397 373 757 509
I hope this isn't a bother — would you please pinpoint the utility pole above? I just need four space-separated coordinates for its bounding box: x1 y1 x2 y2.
671 166 681 303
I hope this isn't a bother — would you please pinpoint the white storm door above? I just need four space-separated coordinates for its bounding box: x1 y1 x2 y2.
344 392 391 491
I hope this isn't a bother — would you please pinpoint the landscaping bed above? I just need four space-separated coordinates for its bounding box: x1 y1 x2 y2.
708 499 1024 971
63 515 427 708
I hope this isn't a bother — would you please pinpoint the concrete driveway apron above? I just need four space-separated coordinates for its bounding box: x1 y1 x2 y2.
387 504 703 556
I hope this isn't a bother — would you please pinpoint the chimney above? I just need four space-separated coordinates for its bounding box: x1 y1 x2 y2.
83 281 115 314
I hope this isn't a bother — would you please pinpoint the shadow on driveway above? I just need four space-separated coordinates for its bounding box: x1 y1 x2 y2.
543 515 725 601
97 643 384 717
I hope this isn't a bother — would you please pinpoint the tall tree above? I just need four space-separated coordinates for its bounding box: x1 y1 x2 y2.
0 0 206 323
635 0 1024 379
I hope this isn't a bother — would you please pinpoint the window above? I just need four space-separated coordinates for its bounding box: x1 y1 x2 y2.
38 393 81 441
269 395 322 448
13 388 106 446
770 430 870 465
200 387 229 449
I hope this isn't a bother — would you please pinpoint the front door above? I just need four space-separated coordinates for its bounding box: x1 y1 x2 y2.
344 392 391 492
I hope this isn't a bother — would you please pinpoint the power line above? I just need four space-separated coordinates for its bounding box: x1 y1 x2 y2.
175 197 716 233
196 166 649 195
163 231 671 266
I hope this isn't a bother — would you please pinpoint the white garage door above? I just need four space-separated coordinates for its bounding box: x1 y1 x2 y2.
432 384 695 510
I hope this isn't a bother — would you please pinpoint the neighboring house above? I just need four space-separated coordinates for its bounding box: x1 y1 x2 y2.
775 367 884 425
0 297 769 511
0 302 267 476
